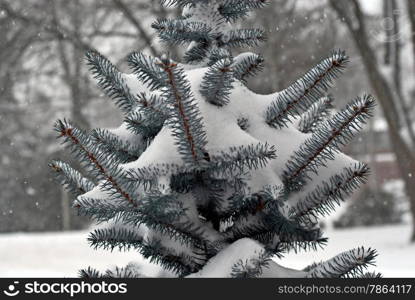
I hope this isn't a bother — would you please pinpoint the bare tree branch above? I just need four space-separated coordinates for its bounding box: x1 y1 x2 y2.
0 1 94 52
112 0 159 57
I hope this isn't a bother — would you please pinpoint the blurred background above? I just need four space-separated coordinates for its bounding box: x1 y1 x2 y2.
0 0 414 277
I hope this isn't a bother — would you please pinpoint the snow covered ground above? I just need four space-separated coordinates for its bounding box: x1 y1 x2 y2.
0 223 414 278
282 223 415 277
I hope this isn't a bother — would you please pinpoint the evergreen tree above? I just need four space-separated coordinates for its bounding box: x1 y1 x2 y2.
51 0 381 278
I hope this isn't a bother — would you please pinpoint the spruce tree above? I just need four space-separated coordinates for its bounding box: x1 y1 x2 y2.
51 0 381 278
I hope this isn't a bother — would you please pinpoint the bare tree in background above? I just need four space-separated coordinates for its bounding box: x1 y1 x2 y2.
0 0 174 232
247 0 343 97
408 0 415 73
330 0 415 242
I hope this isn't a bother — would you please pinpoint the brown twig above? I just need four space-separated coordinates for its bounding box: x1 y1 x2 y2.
269 58 341 125
161 62 199 162
59 127 136 206
288 104 369 182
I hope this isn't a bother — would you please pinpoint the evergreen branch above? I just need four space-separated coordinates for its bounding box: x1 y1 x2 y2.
77 193 186 238
283 95 375 188
124 166 163 192
78 192 213 253
128 52 168 91
118 194 184 225
104 264 144 278
223 28 266 48
291 163 370 222
306 247 378 278
124 92 167 139
360 272 383 278
88 227 145 252
230 249 271 278
164 218 223 254
275 237 328 256
219 185 281 220
183 42 210 64
125 110 165 139
225 202 320 246
91 128 143 163
237 117 249 131
200 58 234 106
220 0 269 21
152 19 214 45
135 92 167 114
207 48 233 65
54 119 107 174
225 220 266 242
209 142 277 175
55 119 135 206
170 173 244 229
193 179 228 223
254 231 327 258
225 0 269 10
257 225 324 246
299 95 334 133
256 211 323 248
79 267 105 279
266 50 348 128
232 52 264 82
126 163 194 194
218 3 250 21
161 0 268 20
79 265 143 278
160 0 206 8
85 50 137 114
89 226 207 276
224 193 269 220
224 187 283 240
159 58 208 165
169 170 201 193
142 237 201 275
49 160 95 196
75 196 139 222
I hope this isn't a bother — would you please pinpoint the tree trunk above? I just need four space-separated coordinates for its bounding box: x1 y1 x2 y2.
330 0 415 242
383 0 392 65
391 0 415 146
407 0 415 72
60 187 71 231
412 221 415 242
410 194 415 241
391 130 415 242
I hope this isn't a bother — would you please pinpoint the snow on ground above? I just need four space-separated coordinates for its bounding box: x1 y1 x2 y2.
281 223 415 278
0 224 414 278
0 231 162 278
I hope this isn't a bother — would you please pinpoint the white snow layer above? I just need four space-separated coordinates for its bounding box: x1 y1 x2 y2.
187 238 265 278
118 62 358 204
187 238 305 278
